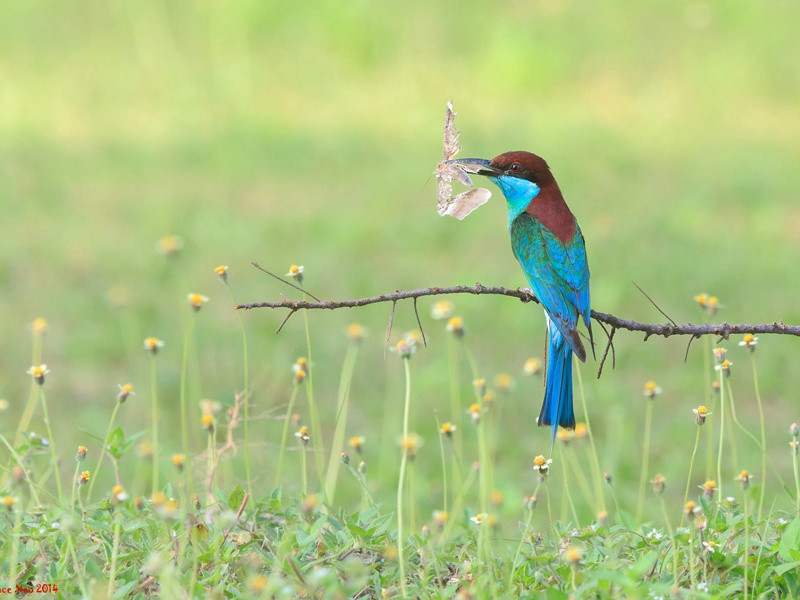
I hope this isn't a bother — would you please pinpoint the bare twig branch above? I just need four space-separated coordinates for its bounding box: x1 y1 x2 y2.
413 297 427 347
237 284 800 340
632 280 677 326
252 263 321 302
596 326 617 379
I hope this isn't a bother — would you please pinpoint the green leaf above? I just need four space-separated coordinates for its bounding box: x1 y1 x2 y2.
779 517 800 561
774 560 800 575
228 484 245 511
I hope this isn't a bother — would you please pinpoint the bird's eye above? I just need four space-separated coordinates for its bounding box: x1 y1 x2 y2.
510 162 522 173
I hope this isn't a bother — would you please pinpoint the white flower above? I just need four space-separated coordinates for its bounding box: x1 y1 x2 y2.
645 528 664 541
470 513 488 526
696 582 709 592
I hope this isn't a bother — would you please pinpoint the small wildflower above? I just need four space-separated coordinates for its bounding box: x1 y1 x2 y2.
723 496 739 509
200 399 222 415
399 434 421 459
470 513 488 526
112 484 129 502
446 316 464 338
473 378 486 396
711 380 720 394
533 455 552 478
557 429 573 445
214 265 229 284
564 546 582 565
392 339 415 360
738 333 758 352
440 422 456 438
3 496 15 511
433 510 449 527
159 499 180 519
702 540 723 556
79 471 91 485
430 300 454 320
699 480 717 498
27 364 49 385
693 405 710 426
32 317 47 334
696 582 709 592
187 292 209 311
291 412 301 425
523 357 542 376
295 425 311 445
524 495 538 510
340 451 350 465
172 454 185 472
248 575 268 594
468 403 482 424
151 491 168 507
714 359 733 377
790 422 799 438
347 323 365 343
713 347 727 364
684 500 701 520
300 494 318 514
693 293 708 308
117 383 134 403
348 436 365 453
201 413 214 431
603 472 613 484
707 296 720 315
645 528 664 541
482 389 495 408
294 368 307 384
286 264 304 284
652 474 666 494
597 510 609 525
790 440 799 455
143 337 164 354
157 234 184 256
494 373 515 393
736 470 750 489
490 490 504 507
643 380 662 398
76 445 87 462
139 440 154 458
358 460 367 475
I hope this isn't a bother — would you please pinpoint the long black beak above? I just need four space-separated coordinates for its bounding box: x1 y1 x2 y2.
444 158 501 177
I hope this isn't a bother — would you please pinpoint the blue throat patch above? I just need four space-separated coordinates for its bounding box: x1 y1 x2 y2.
489 175 541 228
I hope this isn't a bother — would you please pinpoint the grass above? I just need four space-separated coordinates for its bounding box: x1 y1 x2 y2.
2 0 800 596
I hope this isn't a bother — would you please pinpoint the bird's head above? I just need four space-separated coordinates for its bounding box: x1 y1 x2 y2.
446 151 554 219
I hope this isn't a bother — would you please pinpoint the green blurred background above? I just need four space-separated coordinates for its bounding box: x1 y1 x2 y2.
2 0 799 520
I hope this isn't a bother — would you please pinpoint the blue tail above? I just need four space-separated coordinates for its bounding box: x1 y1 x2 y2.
538 321 575 449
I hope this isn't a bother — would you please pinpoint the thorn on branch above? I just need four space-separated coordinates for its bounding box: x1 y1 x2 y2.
276 309 297 334
413 297 427 348
684 334 699 363
384 300 397 357
596 326 616 380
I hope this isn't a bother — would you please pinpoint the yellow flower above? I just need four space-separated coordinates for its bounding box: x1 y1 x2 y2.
117 383 134 402
300 494 318 514
735 470 750 489
643 380 662 398
295 425 311 445
693 293 708 308
214 265 229 284
79 471 91 485
533 455 552 478
564 545 582 565
32 317 47 334
707 296 720 315
172 454 185 471
557 429 573 445
157 234 184 256
201 413 214 431
286 264 305 284
574 423 588 439
433 510 449 527
392 339 415 359
470 513 488 526
651 474 666 494
713 347 727 364
684 500 701 520
348 436 365 453
490 490 504 507
714 359 733 377
159 499 180 519
473 378 487 396
468 403 482 424
430 300 454 320
446 316 464 338
399 434 421 459
112 484 129 502
738 333 758 352
523 357 542 376
347 323 365 343
699 480 717 498
76 445 87 462
187 293 209 311
27 364 49 385
143 337 164 354
3 496 16 511
294 368 307 384
693 405 710 426
439 422 456 438
151 491 168 507
494 373 515 393
248 575 268 594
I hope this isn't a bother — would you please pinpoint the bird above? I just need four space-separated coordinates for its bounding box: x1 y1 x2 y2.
447 151 592 448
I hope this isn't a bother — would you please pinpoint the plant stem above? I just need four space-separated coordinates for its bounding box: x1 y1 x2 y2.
749 354 767 522
39 387 64 507
636 399 654 524
743 488 750 600
792 444 800 514
301 296 324 489
275 384 300 486
180 312 197 496
682 427 701 527
87 400 122 502
508 481 541 590
150 354 160 496
396 356 412 598
659 496 678 586
716 369 726 501
435 416 448 515
107 509 122 599
574 365 606 511
324 342 359 504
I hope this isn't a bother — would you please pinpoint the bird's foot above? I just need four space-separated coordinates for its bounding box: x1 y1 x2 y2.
519 287 536 303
